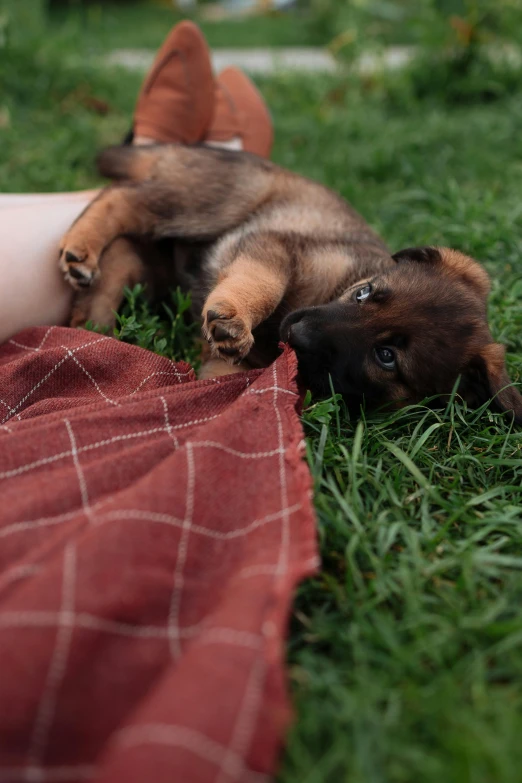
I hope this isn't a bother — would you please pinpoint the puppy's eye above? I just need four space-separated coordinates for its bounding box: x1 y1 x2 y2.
355 284 372 303
375 346 396 370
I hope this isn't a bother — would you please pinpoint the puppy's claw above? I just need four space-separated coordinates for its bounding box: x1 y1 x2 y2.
213 323 232 342
67 265 93 287
206 309 224 324
219 346 239 358
65 250 84 265
59 239 100 291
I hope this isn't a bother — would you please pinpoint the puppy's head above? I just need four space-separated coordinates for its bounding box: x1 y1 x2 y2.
281 247 522 423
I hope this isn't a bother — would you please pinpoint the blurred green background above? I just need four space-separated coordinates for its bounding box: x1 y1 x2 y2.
1 0 521 194
2 0 522 56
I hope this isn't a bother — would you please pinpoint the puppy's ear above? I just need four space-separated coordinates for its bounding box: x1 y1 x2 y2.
461 343 522 424
392 246 442 265
393 246 490 300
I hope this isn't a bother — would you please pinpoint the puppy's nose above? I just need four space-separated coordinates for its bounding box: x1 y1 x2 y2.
287 320 313 353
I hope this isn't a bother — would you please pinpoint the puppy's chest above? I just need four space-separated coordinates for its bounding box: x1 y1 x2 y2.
289 245 362 307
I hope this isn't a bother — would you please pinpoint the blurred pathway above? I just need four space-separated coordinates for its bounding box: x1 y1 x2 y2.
106 46 413 75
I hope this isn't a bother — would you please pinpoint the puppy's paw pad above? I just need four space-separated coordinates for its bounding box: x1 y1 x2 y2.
59 243 99 290
59 236 99 290
65 250 84 265
67 265 95 288
206 308 229 324
203 304 253 362
212 323 233 342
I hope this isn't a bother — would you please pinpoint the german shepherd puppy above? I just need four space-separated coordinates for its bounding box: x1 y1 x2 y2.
59 143 522 422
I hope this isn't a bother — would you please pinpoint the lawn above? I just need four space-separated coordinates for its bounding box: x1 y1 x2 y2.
2 7 522 782
46 1 326 51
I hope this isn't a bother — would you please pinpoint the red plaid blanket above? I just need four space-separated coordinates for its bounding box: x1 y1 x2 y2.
0 327 318 783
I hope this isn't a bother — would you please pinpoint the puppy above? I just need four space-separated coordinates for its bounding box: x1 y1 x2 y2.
59 143 522 422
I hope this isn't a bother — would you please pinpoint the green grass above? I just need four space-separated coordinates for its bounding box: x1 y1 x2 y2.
2 25 522 783
88 283 202 368
46 2 326 52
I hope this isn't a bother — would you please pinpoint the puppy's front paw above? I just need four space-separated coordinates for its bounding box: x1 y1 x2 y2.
59 237 100 291
203 302 254 363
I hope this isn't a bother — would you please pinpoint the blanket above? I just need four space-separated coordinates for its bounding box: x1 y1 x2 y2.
0 326 318 783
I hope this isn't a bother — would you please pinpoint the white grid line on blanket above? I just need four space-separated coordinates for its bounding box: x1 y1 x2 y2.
8 327 56 354
0 764 95 782
168 442 196 659
8 339 41 353
93 503 302 541
116 723 242 771
161 396 179 450
128 368 191 393
217 653 266 783
0 414 224 481
1 336 110 424
0 557 317 599
4 341 191 424
9 330 190 386
0 421 278 481
0 496 115 541
5 336 194 426
245 386 298 398
273 363 291 577
28 544 77 772
62 355 192 408
64 420 92 522
192 442 284 460
237 554 320 580
0 398 22 421
9 329 191 416
64 349 120 408
0 444 292 544
0 554 307 605
0 611 262 649
0 564 42 591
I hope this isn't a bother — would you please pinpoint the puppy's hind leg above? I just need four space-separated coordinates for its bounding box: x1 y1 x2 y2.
59 187 153 291
69 237 146 330
60 145 278 290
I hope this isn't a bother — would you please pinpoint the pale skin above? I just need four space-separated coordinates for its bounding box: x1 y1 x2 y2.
0 190 97 342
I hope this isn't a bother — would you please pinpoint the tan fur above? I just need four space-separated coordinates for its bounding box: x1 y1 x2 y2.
479 343 520 412
198 358 249 380
481 342 507 375
69 237 145 328
436 247 491 299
